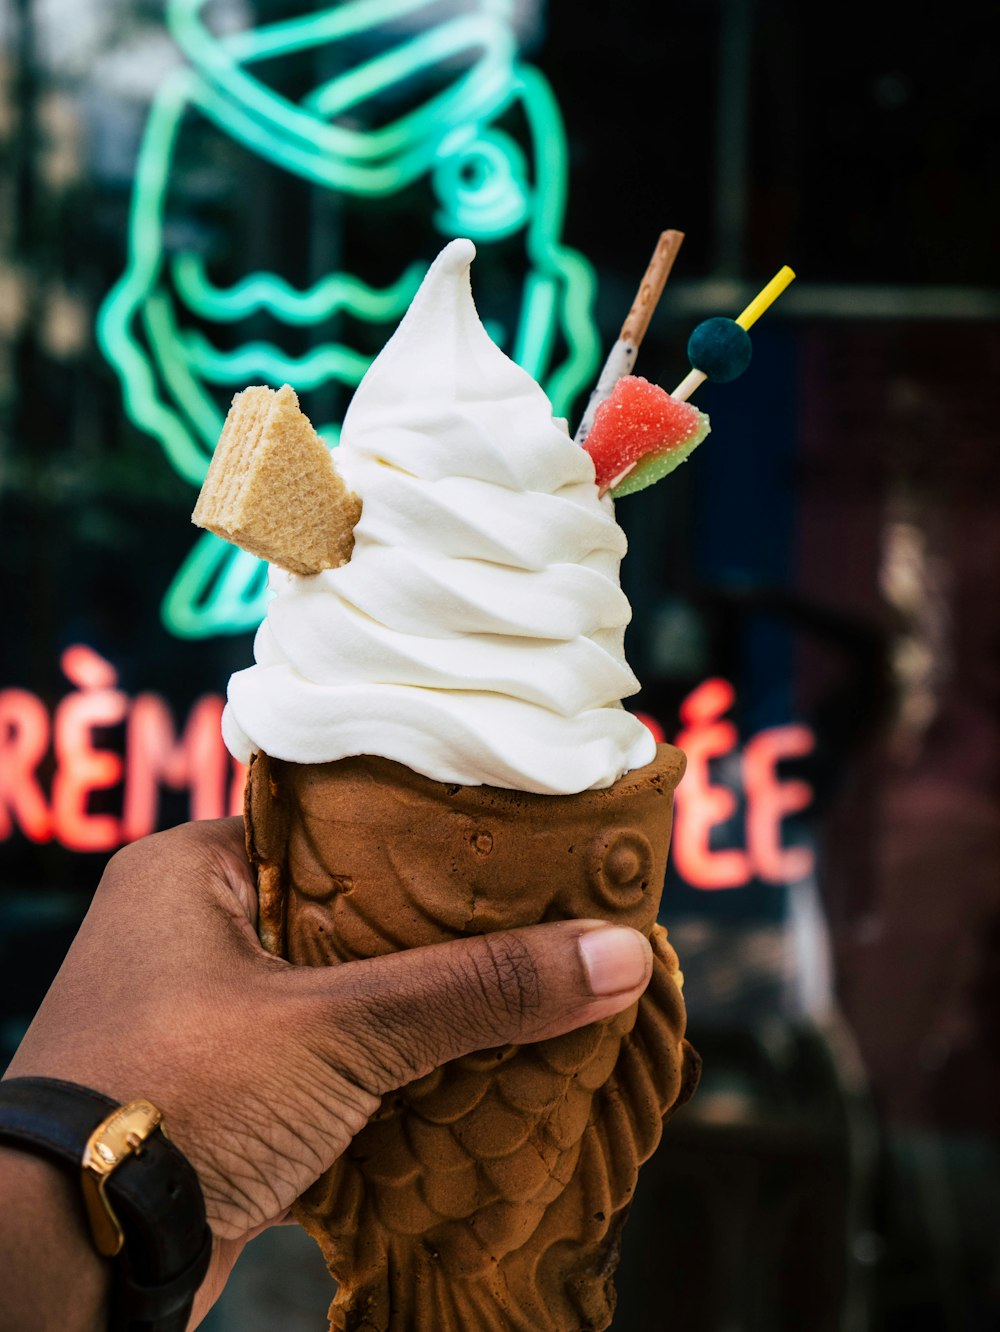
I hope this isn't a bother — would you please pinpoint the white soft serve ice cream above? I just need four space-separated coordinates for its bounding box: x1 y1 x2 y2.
221 238 656 794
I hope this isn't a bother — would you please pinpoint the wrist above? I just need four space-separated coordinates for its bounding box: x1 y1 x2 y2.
0 1078 212 1332
0 1146 110 1332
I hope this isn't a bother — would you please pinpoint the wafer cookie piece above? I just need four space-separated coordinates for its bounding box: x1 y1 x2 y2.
192 384 362 575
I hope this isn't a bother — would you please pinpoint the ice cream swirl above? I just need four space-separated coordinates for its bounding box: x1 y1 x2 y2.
222 239 655 793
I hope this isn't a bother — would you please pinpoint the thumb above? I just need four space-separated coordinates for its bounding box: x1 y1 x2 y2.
305 920 654 1096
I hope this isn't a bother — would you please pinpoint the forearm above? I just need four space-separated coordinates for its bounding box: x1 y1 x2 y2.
0 1146 109 1332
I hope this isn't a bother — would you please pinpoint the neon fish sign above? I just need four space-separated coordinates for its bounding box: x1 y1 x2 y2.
97 0 600 641
1 652 815 890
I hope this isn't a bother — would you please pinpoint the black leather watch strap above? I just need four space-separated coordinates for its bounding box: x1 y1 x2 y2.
0 1076 212 1331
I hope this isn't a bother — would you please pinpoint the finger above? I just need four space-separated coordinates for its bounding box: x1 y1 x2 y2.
303 920 653 1096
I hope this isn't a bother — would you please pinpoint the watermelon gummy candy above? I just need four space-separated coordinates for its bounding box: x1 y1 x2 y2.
583 375 710 498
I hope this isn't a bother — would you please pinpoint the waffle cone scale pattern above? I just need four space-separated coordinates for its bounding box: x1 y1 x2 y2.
245 745 700 1331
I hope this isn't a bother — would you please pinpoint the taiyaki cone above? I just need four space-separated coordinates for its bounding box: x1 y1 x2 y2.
245 745 699 1332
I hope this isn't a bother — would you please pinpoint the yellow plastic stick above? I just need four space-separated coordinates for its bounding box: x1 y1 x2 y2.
735 265 796 330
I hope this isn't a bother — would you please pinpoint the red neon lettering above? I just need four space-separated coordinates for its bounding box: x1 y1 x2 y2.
0 689 52 842
743 724 816 883
672 678 751 889
122 694 233 840
1 648 249 848
60 644 117 690
51 647 127 852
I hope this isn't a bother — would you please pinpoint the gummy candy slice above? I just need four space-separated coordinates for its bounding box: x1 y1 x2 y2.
583 375 710 498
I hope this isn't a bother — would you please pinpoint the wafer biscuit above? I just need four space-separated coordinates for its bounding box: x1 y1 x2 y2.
192 384 361 575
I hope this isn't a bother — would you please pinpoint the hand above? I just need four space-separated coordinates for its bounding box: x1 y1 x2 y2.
4 818 653 1326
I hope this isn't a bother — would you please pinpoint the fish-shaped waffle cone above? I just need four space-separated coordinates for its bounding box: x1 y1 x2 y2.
245 745 699 1332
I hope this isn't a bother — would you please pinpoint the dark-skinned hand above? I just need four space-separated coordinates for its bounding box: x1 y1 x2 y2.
3 817 653 1328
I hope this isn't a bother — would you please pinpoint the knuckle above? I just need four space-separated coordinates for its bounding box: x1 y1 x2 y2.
474 933 542 1025
320 992 421 1097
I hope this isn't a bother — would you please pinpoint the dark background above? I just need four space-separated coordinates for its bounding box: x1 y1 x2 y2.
1 1 998 1328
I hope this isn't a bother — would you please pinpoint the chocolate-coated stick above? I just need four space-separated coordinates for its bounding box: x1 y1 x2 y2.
574 230 685 444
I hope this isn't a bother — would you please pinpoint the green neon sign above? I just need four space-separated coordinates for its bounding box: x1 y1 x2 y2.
98 0 600 639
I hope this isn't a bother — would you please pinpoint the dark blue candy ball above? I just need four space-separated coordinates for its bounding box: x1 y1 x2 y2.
687 317 752 382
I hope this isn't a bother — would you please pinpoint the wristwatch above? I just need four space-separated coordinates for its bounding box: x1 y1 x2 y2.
0 1076 212 1331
